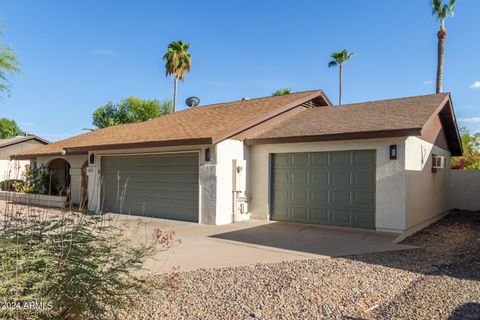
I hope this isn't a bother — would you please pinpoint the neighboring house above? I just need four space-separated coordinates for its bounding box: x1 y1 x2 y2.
0 135 49 181
12 90 462 236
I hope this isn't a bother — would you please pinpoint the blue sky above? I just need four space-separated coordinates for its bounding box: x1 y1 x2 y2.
1 0 479 141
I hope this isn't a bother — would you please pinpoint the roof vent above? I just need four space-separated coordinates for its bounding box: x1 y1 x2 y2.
242 97 250 101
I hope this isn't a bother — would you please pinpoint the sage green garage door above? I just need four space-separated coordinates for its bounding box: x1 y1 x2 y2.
271 150 376 229
101 153 199 222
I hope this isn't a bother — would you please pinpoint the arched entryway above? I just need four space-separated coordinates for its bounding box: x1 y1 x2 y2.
48 158 71 196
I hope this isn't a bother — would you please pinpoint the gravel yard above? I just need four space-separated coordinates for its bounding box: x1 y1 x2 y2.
117 211 480 320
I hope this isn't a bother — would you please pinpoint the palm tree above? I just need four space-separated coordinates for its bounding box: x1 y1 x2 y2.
328 50 354 106
163 40 192 112
432 0 456 93
272 88 292 96
0 30 21 96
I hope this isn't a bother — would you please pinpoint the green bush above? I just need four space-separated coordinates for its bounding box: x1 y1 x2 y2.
0 206 176 319
17 166 60 195
451 128 480 170
0 179 24 192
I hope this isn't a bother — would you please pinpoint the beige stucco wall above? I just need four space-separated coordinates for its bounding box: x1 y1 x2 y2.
248 138 407 232
0 159 29 181
404 137 451 231
449 170 480 211
214 139 247 225
0 139 46 160
0 139 47 182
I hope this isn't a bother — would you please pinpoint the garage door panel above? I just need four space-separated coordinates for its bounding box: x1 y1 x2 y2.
354 150 376 165
291 207 308 220
310 209 329 223
273 206 289 220
273 153 290 166
101 153 199 222
310 171 329 185
123 189 198 199
354 191 375 204
331 171 351 186
310 153 329 166
331 191 351 204
310 190 329 203
330 209 351 225
331 151 351 166
291 170 307 184
291 189 308 202
353 171 376 186
291 154 308 166
272 188 289 201
273 170 289 184
353 210 375 226
271 151 375 229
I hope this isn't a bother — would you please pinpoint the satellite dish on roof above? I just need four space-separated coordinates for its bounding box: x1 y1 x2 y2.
186 96 200 108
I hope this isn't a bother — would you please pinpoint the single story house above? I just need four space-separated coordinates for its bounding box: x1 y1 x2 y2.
13 90 462 236
0 135 49 181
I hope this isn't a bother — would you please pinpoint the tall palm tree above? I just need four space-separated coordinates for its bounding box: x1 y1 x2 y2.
328 49 354 105
432 0 456 93
163 40 191 112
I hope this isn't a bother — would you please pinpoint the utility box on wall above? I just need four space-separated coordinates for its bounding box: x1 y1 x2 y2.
232 159 249 222
232 159 246 193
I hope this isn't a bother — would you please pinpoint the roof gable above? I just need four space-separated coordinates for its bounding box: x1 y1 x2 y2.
13 90 330 158
0 135 49 149
246 93 462 155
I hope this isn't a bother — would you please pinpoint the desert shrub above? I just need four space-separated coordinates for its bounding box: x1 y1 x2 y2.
0 205 176 319
0 179 24 192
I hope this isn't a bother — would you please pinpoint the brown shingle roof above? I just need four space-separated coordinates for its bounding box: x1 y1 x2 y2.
14 90 328 158
246 93 451 143
0 135 49 148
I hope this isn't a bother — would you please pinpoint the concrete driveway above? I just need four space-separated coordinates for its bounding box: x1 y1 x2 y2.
113 214 416 273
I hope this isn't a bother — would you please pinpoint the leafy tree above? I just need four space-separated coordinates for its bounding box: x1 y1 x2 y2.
92 97 172 129
272 88 292 96
0 118 24 138
451 128 480 170
119 97 162 123
0 29 21 96
92 102 118 129
328 49 354 106
163 40 192 112
431 0 456 93
160 99 173 115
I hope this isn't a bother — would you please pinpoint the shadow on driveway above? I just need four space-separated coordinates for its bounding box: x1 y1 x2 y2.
209 220 416 257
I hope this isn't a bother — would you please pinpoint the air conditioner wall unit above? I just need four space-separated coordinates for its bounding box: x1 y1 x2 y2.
432 154 445 170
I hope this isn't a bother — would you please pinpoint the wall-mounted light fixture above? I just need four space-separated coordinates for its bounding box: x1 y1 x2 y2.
389 145 397 160
89 153 95 165
205 148 211 162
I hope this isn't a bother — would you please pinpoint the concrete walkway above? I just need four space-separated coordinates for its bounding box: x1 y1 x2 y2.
114 214 416 273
